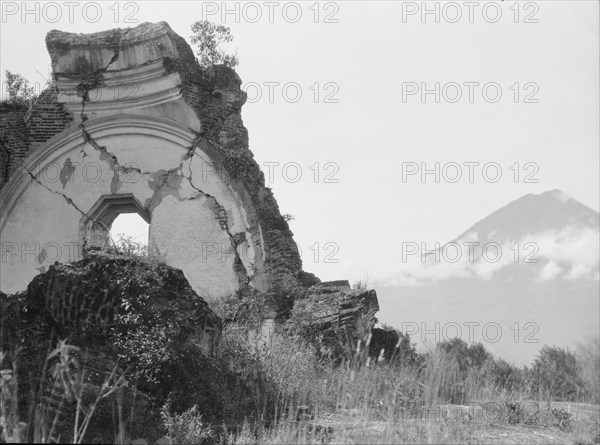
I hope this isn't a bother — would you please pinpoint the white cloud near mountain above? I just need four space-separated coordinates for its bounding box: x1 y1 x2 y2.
385 224 599 286
530 225 599 281
537 260 563 282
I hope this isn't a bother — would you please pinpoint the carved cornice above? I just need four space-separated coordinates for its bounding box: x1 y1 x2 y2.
55 61 183 114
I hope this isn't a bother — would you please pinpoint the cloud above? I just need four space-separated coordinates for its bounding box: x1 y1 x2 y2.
536 260 563 281
529 226 599 281
382 224 599 286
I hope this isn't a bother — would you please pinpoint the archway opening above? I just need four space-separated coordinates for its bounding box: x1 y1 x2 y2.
81 194 151 254
109 212 150 255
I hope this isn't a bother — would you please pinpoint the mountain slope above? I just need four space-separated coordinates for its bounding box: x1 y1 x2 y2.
453 189 599 245
380 190 599 365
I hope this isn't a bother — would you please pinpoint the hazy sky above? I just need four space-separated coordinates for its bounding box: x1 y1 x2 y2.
1 1 598 284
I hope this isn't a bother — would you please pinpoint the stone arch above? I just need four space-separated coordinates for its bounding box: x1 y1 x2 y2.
0 113 262 298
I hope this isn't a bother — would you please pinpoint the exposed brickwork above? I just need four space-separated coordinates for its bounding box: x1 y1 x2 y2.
0 103 29 187
25 85 74 151
0 86 73 190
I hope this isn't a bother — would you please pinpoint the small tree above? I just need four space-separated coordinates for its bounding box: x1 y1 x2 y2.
2 70 35 106
532 345 582 401
491 358 526 393
576 336 600 403
190 21 239 69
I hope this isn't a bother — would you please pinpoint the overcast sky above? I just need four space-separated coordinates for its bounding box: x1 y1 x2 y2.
1 1 598 284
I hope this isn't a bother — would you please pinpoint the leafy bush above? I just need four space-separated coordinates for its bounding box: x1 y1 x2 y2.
161 404 214 445
576 336 600 404
549 406 574 432
424 339 493 405
532 345 583 401
490 358 527 394
190 21 239 69
2 70 36 106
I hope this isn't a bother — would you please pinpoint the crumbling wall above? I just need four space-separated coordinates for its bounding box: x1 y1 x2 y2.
0 22 303 300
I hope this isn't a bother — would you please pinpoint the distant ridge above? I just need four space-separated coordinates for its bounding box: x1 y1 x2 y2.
452 189 599 245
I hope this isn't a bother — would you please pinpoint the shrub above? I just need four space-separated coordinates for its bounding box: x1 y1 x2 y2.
532 345 583 401
2 70 36 106
576 336 600 404
190 21 239 69
161 404 214 445
490 358 527 394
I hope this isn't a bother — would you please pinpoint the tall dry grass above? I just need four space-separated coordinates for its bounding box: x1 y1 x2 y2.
3 317 599 444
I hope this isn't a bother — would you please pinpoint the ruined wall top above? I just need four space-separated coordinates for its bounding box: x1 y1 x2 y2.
46 22 183 77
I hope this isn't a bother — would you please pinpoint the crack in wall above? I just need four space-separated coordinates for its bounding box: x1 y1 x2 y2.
78 92 121 194
99 29 130 73
143 140 253 285
142 160 252 286
186 171 252 284
75 29 135 195
143 132 204 210
27 171 85 216
145 167 185 211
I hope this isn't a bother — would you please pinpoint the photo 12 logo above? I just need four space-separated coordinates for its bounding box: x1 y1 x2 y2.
262 161 340 184
14 160 143 187
401 241 539 264
401 82 540 104
199 1 340 24
400 1 540 24
1 241 82 264
399 401 544 424
401 321 540 344
1 2 140 24
401 162 540 184
1 81 141 104
193 161 340 185
242 81 340 104
199 240 340 264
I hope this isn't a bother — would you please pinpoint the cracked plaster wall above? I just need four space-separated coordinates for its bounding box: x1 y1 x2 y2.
0 22 305 300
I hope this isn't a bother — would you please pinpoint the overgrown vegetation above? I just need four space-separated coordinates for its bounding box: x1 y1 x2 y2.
1 70 36 106
1 243 598 443
190 21 239 69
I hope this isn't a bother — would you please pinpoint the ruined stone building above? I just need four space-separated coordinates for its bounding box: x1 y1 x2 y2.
0 22 378 344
